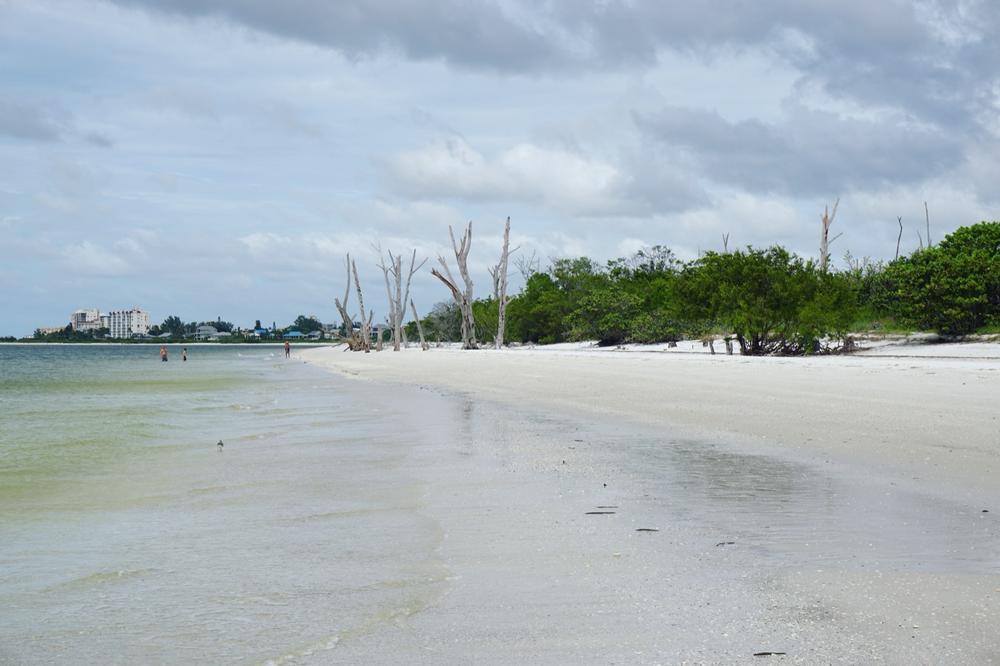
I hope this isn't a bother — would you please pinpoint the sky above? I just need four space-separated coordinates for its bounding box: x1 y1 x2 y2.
2 0 999 336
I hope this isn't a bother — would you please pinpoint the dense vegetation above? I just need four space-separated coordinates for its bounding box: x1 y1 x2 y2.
409 221 1000 355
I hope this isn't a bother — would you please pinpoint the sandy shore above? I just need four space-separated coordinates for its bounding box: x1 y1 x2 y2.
301 342 1000 505
297 342 1000 663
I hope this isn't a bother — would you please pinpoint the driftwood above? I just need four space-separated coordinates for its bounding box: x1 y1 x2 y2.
431 222 477 349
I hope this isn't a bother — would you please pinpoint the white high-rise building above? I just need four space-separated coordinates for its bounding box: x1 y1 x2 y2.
108 307 150 338
70 308 102 332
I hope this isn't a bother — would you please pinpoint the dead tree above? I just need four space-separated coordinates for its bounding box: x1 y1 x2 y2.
334 254 371 351
722 232 730 252
895 217 904 260
819 198 842 272
410 299 429 351
377 250 403 351
399 249 426 346
514 249 540 282
488 217 513 350
431 222 477 349
377 247 428 351
333 255 358 349
375 323 384 351
351 258 373 353
924 201 932 247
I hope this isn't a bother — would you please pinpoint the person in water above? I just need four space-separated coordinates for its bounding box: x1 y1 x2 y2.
160 346 168 362
284 340 290 358
182 347 187 362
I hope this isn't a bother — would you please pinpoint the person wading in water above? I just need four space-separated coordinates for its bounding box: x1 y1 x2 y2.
160 346 168 362
284 340 290 358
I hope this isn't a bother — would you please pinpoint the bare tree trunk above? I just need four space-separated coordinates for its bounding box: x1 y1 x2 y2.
333 254 361 350
924 201 932 247
495 216 511 350
819 198 841 272
722 232 730 252
377 247 427 351
410 299 429 351
392 255 402 350
399 250 426 346
375 324 384 351
431 222 477 349
895 216 903 260
351 259 372 353
377 253 398 350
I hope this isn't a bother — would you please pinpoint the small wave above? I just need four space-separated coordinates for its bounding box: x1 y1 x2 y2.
264 636 341 665
52 567 155 591
188 485 228 495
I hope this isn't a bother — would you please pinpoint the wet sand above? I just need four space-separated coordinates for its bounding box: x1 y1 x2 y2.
300 344 1000 664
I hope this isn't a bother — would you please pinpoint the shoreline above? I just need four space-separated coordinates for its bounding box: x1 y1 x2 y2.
296 342 1000 662
299 342 1000 506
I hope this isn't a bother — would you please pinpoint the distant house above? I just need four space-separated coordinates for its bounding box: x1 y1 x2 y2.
194 325 218 340
307 330 323 340
283 330 305 339
253 327 270 337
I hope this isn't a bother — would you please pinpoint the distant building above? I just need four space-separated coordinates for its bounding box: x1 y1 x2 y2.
108 307 150 339
36 326 65 335
194 325 218 340
70 308 102 332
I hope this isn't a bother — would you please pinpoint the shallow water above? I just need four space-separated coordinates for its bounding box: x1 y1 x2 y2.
0 345 455 664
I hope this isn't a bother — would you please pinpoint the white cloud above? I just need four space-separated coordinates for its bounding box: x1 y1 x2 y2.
385 137 628 215
61 241 133 276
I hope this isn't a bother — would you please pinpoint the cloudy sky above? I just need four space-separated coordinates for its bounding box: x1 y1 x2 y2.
2 0 999 336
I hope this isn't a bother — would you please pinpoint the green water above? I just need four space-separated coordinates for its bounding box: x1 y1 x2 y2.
0 344 455 664
0 345 272 514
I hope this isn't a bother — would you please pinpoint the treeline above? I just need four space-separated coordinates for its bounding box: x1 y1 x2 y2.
407 221 1000 355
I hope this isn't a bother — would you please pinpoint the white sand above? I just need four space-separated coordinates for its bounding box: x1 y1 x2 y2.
301 342 1000 505
297 341 1000 663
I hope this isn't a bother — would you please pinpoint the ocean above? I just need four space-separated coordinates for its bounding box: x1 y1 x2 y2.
0 344 451 664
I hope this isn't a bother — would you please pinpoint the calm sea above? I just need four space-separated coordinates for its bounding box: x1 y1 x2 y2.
0 344 449 665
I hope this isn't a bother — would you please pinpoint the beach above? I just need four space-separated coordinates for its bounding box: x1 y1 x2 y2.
3 343 998 664
299 341 1000 663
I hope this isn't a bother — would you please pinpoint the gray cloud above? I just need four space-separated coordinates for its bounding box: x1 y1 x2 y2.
105 1 998 129
108 0 561 71
0 99 63 141
84 131 115 148
635 105 964 196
